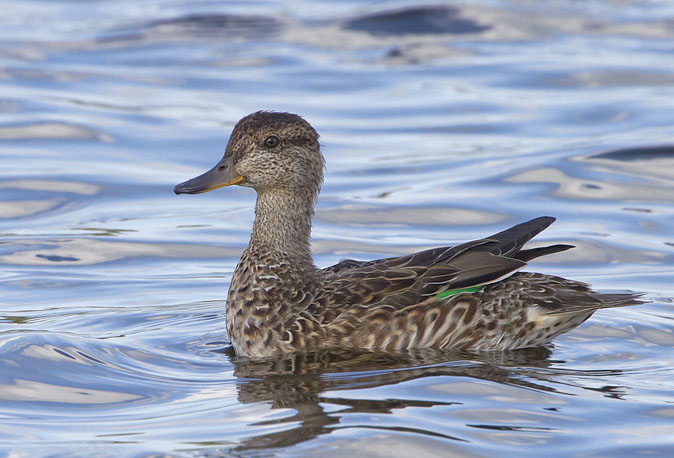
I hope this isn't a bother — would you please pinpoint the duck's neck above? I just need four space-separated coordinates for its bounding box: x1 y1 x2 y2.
249 187 316 268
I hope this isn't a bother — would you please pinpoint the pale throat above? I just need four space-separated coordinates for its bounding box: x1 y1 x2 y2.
249 187 317 265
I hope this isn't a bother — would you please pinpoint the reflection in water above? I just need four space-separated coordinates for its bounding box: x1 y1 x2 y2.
223 344 647 453
228 347 561 450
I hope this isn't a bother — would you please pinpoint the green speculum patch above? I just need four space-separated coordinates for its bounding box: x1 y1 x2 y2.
436 285 483 299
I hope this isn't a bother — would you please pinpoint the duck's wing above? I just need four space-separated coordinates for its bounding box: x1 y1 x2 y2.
323 216 571 272
316 217 572 314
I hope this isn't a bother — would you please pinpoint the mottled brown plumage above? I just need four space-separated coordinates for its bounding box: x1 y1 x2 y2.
174 111 642 358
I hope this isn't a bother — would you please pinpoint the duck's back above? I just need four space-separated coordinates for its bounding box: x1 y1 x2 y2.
310 217 641 351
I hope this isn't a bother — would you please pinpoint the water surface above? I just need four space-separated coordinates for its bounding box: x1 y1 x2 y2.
2 1 674 456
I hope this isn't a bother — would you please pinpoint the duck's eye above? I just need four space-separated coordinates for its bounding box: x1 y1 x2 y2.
263 135 279 149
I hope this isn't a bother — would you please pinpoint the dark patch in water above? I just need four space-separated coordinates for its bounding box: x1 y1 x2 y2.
387 46 404 57
77 351 107 365
343 6 490 36
53 348 76 360
149 14 281 37
583 183 602 190
100 13 282 42
36 254 79 262
589 145 674 161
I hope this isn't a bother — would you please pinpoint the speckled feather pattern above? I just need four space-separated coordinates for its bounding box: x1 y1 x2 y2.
179 111 642 358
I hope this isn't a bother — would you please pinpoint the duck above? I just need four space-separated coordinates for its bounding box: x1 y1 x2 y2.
174 111 642 358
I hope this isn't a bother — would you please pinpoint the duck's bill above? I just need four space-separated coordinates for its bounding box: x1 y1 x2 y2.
174 158 244 194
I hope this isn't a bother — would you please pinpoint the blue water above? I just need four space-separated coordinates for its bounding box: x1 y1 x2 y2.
2 1 674 456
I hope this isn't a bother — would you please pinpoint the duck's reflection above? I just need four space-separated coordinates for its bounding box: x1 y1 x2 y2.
227 346 558 450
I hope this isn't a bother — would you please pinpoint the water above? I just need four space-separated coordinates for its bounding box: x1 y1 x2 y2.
2 0 674 456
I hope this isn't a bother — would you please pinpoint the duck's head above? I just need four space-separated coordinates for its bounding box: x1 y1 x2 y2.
174 111 323 196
